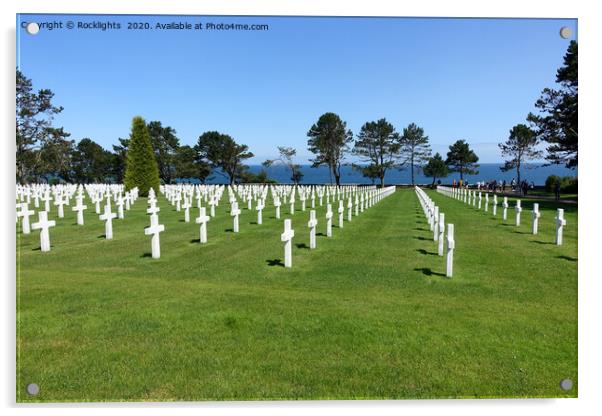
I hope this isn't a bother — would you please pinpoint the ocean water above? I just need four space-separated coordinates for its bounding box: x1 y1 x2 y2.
193 163 577 186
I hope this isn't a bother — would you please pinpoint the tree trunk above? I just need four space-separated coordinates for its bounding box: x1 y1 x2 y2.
411 154 415 185
516 161 521 193
380 175 385 188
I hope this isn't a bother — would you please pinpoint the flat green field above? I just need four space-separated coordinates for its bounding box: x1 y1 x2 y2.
16 188 578 402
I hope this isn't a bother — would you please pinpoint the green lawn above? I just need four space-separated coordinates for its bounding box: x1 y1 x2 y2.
16 188 578 402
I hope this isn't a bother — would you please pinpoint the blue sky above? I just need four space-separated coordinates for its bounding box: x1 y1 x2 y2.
17 14 577 163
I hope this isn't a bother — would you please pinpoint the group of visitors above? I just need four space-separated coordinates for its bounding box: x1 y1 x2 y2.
451 178 535 196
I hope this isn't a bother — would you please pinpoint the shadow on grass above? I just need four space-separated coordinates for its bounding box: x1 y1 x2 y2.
97 234 106 239
532 240 555 245
414 267 446 277
316 232 326 237
296 243 309 249
513 230 532 235
140 252 153 258
556 255 577 262
413 236 430 241
414 227 428 231
266 258 284 267
190 238 200 244
249 221 258 225
31 246 53 251
224 228 234 233
417 248 438 256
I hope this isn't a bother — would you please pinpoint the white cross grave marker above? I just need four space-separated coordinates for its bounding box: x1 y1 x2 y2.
532 203 541 235
31 211 56 252
144 213 165 259
338 200 344 228
99 202 117 239
72 196 87 225
437 213 445 256
231 202 241 233
18 202 34 234
195 207 210 244
256 199 264 225
280 219 295 268
555 208 566 245
308 209 318 249
515 199 522 226
446 223 455 278
183 199 191 223
326 204 333 237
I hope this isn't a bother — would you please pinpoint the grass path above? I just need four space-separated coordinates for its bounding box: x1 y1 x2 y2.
17 188 577 401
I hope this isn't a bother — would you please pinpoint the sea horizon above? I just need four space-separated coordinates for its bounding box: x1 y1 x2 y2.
179 163 577 186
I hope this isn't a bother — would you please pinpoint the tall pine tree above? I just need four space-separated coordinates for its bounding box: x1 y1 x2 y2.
124 116 160 196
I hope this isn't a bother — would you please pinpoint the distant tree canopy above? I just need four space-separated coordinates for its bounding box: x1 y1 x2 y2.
264 146 303 184
445 139 479 181
124 116 161 196
195 131 254 184
399 123 431 185
16 69 65 183
174 145 211 182
72 138 115 183
527 40 577 168
307 112 353 186
423 153 449 186
353 118 400 188
147 121 180 184
499 124 542 186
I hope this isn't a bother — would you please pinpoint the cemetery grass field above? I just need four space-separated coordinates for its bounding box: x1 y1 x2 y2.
16 188 577 402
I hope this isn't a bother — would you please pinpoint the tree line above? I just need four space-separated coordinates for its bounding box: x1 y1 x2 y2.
16 41 576 188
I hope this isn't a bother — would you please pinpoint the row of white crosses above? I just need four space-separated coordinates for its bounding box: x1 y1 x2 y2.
436 185 567 246
278 186 397 268
17 184 139 252
415 187 455 277
149 183 390 262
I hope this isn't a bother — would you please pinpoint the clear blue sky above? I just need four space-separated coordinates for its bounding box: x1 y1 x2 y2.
17 14 577 164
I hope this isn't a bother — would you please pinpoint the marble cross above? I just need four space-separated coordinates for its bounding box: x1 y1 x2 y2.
446 223 455 278
144 212 165 259
492 194 498 216
347 198 353 222
555 208 566 245
195 207 210 244
231 202 241 233
326 203 333 237
515 200 522 226
182 198 191 223
41 191 52 212
308 209 318 249
502 197 508 221
17 202 34 234
433 206 440 241
437 213 445 256
209 196 217 217
72 196 87 225
31 210 56 252
99 202 117 239
338 200 344 228
274 197 281 219
531 203 541 235
280 219 295 268
256 199 264 225
55 194 66 218
116 196 125 219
